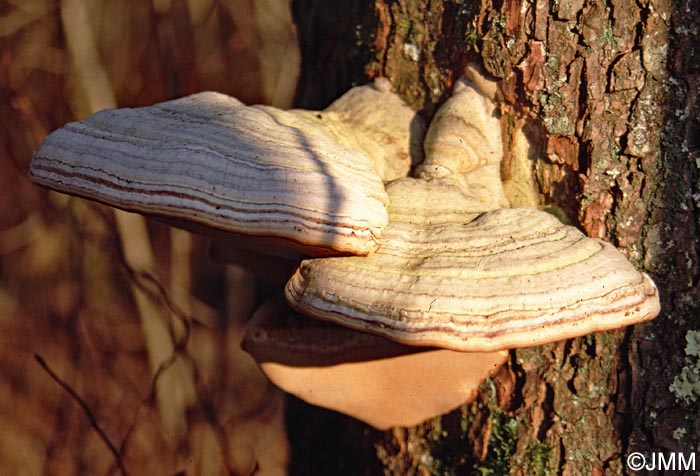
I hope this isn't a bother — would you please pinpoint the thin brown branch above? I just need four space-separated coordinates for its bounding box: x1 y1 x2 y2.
34 354 129 476
106 352 180 476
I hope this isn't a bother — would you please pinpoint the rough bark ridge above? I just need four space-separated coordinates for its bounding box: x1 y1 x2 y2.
290 0 699 474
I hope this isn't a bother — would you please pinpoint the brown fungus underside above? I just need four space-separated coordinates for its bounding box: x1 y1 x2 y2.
243 296 508 430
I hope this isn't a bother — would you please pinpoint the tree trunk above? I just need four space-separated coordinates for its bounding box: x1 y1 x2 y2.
288 0 700 474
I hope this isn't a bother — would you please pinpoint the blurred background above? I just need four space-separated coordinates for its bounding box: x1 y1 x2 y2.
0 0 301 474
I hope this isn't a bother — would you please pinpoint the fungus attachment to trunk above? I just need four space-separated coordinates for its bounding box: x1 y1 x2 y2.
416 75 509 211
28 80 423 258
242 296 508 430
285 177 660 352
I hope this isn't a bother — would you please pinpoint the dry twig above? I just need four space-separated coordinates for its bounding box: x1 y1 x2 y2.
35 354 129 476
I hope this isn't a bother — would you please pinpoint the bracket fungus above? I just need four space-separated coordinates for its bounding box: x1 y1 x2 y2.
416 76 509 211
282 77 425 182
242 296 507 430
29 79 423 258
285 73 660 353
285 178 660 351
29 70 662 430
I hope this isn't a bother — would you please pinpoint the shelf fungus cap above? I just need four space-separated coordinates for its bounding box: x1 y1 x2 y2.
264 78 424 182
416 75 509 210
242 296 508 430
323 77 425 181
285 177 661 352
29 91 389 257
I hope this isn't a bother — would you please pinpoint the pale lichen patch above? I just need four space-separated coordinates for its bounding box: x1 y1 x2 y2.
669 330 700 404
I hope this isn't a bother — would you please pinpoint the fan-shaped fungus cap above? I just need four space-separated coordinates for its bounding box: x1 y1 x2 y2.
285 177 661 352
321 77 425 181
29 91 392 257
416 75 509 210
254 78 423 184
242 296 508 430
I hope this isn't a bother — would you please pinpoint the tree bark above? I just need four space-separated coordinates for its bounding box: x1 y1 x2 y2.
289 0 700 474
